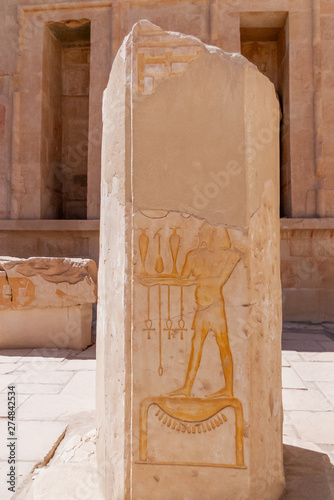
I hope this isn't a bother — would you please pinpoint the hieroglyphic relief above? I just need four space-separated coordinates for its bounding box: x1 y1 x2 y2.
139 396 245 468
0 276 35 308
135 25 202 94
137 49 202 94
135 214 246 468
138 226 187 375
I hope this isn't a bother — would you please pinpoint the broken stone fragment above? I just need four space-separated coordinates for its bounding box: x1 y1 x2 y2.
0 257 97 310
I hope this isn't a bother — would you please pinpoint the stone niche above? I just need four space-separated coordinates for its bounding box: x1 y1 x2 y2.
0 257 97 350
97 21 284 500
42 20 91 219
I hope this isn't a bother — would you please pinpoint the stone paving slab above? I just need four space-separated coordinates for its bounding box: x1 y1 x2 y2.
0 420 67 462
15 384 63 395
282 388 333 411
17 360 66 371
17 394 95 421
292 361 334 382
282 355 290 367
0 363 23 375
282 366 307 389
0 357 25 364
300 351 334 362
61 371 96 396
0 420 67 500
0 393 29 418
0 374 20 393
281 351 304 362
27 349 68 360
316 381 334 406
289 411 334 445
56 359 96 371
14 370 75 385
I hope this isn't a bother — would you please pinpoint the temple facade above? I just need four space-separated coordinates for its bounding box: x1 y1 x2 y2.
1 0 334 322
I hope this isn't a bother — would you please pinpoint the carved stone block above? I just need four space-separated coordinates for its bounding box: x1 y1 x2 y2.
0 257 97 349
97 21 284 499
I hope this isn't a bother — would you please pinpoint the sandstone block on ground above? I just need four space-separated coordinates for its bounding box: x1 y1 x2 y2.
0 257 97 349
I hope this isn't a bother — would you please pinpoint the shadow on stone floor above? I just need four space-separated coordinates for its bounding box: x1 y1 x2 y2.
281 341 328 352
281 444 334 499
0 344 96 360
281 322 334 353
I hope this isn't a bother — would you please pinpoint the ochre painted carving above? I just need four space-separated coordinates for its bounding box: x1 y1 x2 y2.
137 49 202 94
168 225 239 398
169 227 180 276
0 276 35 307
154 228 164 273
143 287 155 340
139 228 149 275
136 223 246 469
139 396 245 468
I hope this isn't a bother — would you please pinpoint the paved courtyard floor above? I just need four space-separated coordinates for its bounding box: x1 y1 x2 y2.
0 323 333 499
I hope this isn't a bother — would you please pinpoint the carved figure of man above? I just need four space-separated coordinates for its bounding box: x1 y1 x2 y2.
169 224 240 398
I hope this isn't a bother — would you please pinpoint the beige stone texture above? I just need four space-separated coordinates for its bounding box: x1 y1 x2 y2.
97 21 283 500
0 304 92 350
0 257 97 349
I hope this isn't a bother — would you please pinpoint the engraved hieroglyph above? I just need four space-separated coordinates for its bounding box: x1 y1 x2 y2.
134 24 202 95
133 211 248 468
0 275 35 308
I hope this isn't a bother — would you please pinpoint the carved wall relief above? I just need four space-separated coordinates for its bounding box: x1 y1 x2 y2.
0 276 35 308
135 24 202 95
134 212 247 468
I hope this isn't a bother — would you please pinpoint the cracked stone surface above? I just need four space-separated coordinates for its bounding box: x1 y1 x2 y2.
0 258 97 310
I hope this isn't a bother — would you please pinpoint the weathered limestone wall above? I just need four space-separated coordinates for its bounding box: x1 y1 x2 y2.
0 0 332 220
0 0 334 322
0 220 99 264
319 0 334 212
281 219 334 322
1 0 111 220
97 21 283 500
